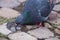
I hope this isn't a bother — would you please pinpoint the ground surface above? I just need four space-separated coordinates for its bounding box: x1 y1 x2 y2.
0 0 60 40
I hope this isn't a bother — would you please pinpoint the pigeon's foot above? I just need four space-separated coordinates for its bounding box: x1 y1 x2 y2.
38 22 45 27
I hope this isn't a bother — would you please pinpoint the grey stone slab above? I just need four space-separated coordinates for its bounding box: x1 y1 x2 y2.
48 11 58 21
0 8 20 19
54 29 60 34
0 0 26 8
26 25 38 30
28 27 54 39
0 0 21 8
0 23 12 35
0 38 8 40
56 0 60 3
8 32 37 40
53 5 60 11
45 37 60 40
47 11 60 29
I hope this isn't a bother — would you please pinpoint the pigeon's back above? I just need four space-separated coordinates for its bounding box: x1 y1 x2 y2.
23 0 56 20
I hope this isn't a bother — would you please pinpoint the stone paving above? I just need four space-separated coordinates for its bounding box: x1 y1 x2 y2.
56 0 60 3
28 27 54 39
45 37 60 40
0 8 20 19
0 23 12 35
0 0 26 8
53 4 60 11
48 11 60 27
0 23 60 40
0 11 60 40
8 32 37 40
46 11 60 34
0 0 60 40
0 38 8 40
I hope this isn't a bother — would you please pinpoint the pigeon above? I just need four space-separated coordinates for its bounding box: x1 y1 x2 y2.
7 0 56 32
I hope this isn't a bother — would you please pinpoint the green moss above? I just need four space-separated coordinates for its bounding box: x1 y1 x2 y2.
0 16 16 25
0 33 10 40
0 33 7 38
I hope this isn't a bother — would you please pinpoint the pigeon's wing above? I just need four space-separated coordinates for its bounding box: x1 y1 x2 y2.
37 0 56 21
